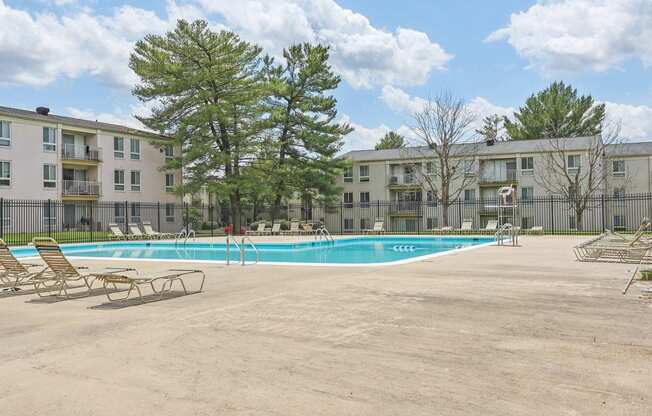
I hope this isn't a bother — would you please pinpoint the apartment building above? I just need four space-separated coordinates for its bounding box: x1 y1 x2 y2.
0 105 182 231
333 137 652 232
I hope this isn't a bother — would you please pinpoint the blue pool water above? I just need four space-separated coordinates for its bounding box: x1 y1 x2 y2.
11 236 495 265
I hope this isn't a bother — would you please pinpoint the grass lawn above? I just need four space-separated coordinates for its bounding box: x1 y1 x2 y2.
2 231 112 246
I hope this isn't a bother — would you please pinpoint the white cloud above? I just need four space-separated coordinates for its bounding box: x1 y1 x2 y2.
486 0 652 73
339 114 414 152
603 101 652 141
66 103 152 130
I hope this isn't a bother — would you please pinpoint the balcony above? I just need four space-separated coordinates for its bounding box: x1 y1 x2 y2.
387 174 420 189
61 144 102 163
62 180 101 199
478 169 517 185
389 201 423 217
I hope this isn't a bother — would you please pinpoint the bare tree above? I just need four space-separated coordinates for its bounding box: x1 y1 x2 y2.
535 124 621 231
409 92 479 227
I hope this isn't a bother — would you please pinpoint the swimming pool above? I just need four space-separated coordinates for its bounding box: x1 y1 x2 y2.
12 236 495 266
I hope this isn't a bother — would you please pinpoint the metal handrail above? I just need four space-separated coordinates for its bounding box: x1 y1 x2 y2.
175 228 195 245
241 236 260 265
315 227 334 242
226 235 240 265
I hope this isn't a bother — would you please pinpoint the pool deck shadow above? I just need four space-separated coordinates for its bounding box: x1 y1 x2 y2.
1 235 651 416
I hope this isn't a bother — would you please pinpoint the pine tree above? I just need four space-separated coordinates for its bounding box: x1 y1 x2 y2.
476 114 506 143
375 131 406 150
264 43 352 218
504 81 605 140
130 20 266 233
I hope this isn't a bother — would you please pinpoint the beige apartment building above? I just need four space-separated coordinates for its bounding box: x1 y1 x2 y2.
331 137 652 233
0 105 182 232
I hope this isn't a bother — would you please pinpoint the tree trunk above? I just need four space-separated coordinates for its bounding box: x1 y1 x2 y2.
576 208 584 231
230 191 242 235
442 197 450 227
271 193 283 222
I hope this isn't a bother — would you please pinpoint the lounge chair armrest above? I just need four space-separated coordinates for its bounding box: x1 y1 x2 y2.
104 267 138 275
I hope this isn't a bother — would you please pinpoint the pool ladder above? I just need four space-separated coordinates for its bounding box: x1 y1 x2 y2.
315 227 334 242
175 228 196 246
226 235 260 265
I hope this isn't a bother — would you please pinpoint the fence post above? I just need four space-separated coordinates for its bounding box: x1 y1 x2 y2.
89 201 93 242
157 202 161 234
124 200 129 233
601 194 606 232
184 202 189 233
340 202 344 233
457 198 462 227
209 201 214 237
0 198 3 239
47 199 52 238
549 195 554 233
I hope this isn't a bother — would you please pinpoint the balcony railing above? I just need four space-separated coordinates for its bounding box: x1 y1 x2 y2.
479 169 517 184
390 201 423 214
387 174 418 186
62 180 101 197
61 144 102 162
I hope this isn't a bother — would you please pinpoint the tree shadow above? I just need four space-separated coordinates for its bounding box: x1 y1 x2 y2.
89 290 202 309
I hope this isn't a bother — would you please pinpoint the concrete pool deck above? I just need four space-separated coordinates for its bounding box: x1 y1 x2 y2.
0 236 651 415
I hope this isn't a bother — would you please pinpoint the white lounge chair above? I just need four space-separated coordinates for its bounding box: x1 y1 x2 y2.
108 223 129 240
142 221 174 239
282 221 301 235
460 220 473 233
270 222 281 235
129 223 152 240
246 223 267 236
364 219 385 234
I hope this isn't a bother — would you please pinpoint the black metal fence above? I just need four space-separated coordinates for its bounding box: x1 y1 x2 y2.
2 193 652 245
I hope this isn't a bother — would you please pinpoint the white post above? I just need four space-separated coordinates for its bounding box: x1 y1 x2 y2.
226 235 230 265
241 237 245 266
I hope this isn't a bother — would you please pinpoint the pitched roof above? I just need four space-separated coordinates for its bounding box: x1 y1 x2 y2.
0 105 166 139
606 142 652 157
341 136 600 162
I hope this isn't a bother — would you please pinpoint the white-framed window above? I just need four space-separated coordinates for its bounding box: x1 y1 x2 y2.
43 164 56 188
426 190 438 207
425 161 433 174
43 203 56 227
521 156 534 173
130 138 141 160
343 192 353 208
613 186 626 207
114 169 125 191
567 155 581 171
130 203 141 223
360 192 370 208
343 166 353 182
344 218 354 231
0 120 10 147
42 127 56 152
164 144 174 159
359 165 369 182
0 161 10 186
464 189 475 205
165 203 175 222
612 160 625 176
114 137 124 159
114 203 125 224
521 187 534 202
165 174 174 192
463 159 475 176
130 170 141 192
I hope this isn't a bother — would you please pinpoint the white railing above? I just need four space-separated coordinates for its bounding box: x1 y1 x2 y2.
479 170 517 183
315 227 334 242
388 174 417 186
62 180 100 196
62 144 102 161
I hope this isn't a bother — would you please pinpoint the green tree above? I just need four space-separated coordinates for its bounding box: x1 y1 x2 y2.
504 81 606 140
264 43 352 219
476 114 506 143
130 20 266 233
375 131 406 150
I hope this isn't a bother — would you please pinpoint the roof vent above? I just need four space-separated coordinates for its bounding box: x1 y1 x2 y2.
36 106 50 116
486 139 495 146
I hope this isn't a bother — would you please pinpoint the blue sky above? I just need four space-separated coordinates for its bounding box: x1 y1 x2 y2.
2 0 652 149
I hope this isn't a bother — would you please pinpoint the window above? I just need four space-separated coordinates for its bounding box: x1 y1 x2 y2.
343 167 353 182
521 216 534 229
114 203 125 224
359 165 369 182
463 159 475 176
343 192 353 208
426 190 438 207
464 189 475 205
165 203 175 222
43 203 56 227
114 137 124 159
567 155 581 171
613 187 626 207
164 144 174 159
42 127 56 152
521 187 534 202
0 161 10 186
344 218 354 231
0 120 10 146
427 217 438 230
360 192 370 208
130 203 141 223
114 169 125 191
43 164 56 188
612 160 625 176
360 218 370 230
130 138 141 160
130 170 141 192
521 157 534 173
614 215 626 230
165 174 174 192
569 215 577 230
425 161 433 174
